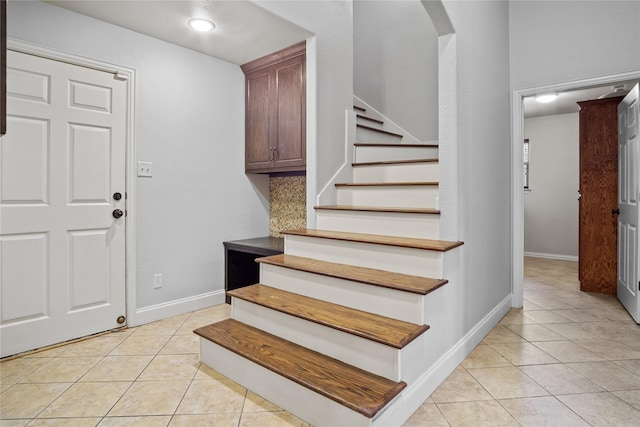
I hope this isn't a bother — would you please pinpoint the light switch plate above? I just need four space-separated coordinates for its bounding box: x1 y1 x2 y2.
137 161 152 177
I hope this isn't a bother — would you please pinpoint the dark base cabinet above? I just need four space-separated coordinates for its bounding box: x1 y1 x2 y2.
223 237 284 303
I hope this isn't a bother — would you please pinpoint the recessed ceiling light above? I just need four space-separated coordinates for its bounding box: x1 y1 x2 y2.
188 18 215 32
535 93 558 103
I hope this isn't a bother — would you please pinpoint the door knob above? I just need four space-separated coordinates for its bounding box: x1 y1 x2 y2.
112 209 124 219
612 208 620 215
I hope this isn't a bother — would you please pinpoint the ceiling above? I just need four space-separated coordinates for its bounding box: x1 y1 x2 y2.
45 0 313 65
524 80 640 118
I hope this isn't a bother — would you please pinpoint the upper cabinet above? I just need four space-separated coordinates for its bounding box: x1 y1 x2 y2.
241 42 306 174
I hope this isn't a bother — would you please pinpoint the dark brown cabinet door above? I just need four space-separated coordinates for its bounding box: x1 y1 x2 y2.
578 96 623 295
242 42 306 174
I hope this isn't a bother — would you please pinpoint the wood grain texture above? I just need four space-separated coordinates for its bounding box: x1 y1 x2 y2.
256 253 448 295
356 114 384 125
353 105 366 112
194 319 406 418
578 97 622 295
228 284 429 348
280 228 464 251
314 205 440 214
353 158 438 167
335 181 438 187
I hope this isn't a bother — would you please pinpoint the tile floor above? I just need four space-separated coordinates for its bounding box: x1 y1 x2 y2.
1 257 639 426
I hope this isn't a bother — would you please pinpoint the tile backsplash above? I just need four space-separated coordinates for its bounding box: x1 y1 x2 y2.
270 175 306 237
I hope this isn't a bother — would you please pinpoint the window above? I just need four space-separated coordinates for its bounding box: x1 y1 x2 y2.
523 138 530 190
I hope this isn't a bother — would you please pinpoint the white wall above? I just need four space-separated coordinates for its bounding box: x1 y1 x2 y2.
510 0 640 90
524 114 579 258
354 0 438 142
8 1 270 316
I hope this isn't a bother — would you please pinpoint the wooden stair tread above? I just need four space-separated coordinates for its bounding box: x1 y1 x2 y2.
357 123 403 138
356 114 384 125
314 205 440 214
353 105 366 112
194 319 406 418
257 253 448 295
335 181 438 187
355 143 438 148
228 284 429 348
281 229 464 252
353 158 438 167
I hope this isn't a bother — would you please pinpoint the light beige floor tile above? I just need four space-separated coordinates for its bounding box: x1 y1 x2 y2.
27 418 102 426
522 300 545 310
109 335 171 356
158 335 199 355
499 310 537 326
23 346 67 359
176 378 246 414
98 416 170 427
574 339 640 360
613 390 640 411
0 383 71 419
130 319 184 337
107 380 190 416
437 400 519 427
19 357 101 383
614 359 640 375
557 392 640 427
80 355 153 382
589 307 637 322
467 367 549 399
243 391 282 412
38 382 131 418
504 323 567 342
193 364 227 381
58 336 126 357
545 322 598 340
525 297 578 310
461 344 511 369
533 340 605 363
239 411 309 427
188 305 231 321
430 367 493 403
138 354 199 381
0 358 52 385
552 309 608 322
169 414 240 427
519 363 603 395
499 396 589 427
523 309 572 324
0 420 30 426
489 342 558 366
568 361 640 391
175 318 222 336
402 403 448 427
617 336 640 351
481 325 526 345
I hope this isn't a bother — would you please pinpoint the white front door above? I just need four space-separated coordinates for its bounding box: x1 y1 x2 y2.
0 50 127 357
617 83 640 324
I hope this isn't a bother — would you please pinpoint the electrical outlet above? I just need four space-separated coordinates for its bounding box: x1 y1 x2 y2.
138 161 153 177
153 273 162 289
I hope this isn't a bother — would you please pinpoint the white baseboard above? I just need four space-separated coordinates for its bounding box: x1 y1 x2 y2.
374 294 512 426
131 290 226 327
524 251 578 262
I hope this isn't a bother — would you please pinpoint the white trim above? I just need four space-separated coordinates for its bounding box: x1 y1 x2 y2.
374 294 512 426
511 70 640 309
134 291 225 326
524 252 578 262
305 37 318 228
7 39 139 330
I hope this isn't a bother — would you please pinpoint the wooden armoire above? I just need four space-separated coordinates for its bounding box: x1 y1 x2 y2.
578 96 624 295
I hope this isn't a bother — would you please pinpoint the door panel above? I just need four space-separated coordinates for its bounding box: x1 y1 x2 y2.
0 50 127 357
617 83 640 323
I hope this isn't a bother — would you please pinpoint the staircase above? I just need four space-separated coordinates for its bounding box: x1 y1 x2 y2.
195 101 463 426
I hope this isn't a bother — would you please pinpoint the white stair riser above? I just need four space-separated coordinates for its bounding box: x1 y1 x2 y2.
355 146 439 163
337 186 438 209
232 298 402 382
316 210 440 240
199 338 372 427
353 162 440 183
284 234 444 278
259 263 425 324
357 126 403 144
